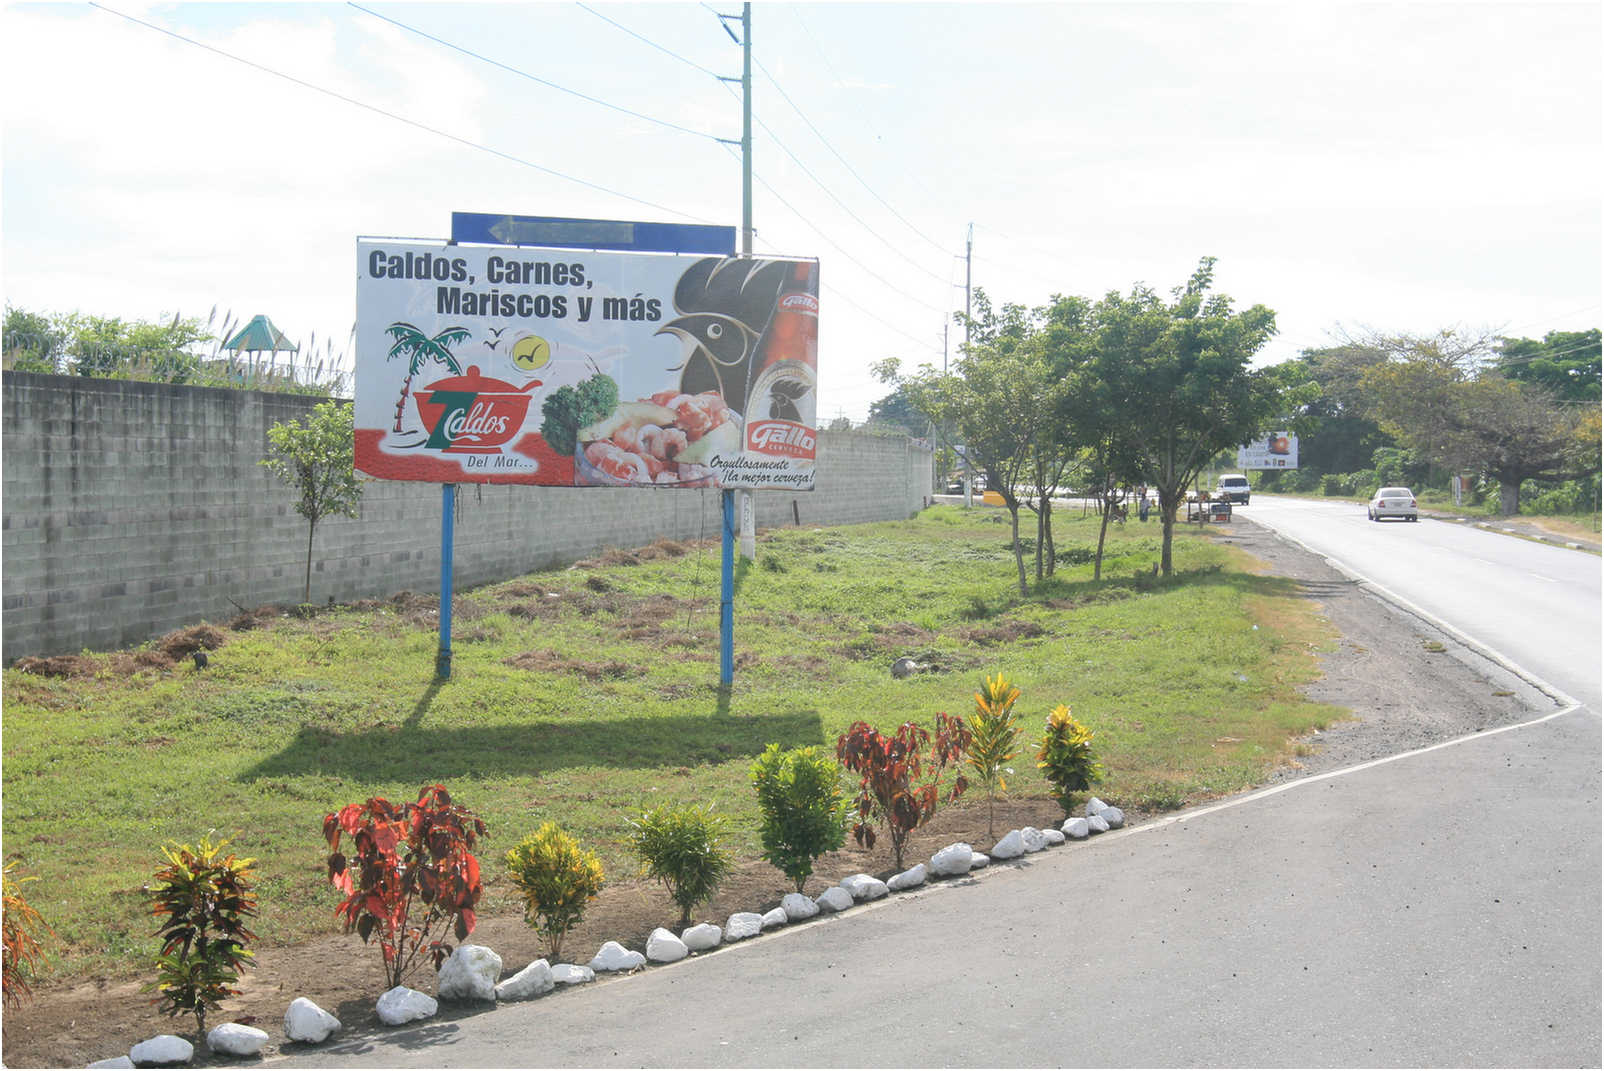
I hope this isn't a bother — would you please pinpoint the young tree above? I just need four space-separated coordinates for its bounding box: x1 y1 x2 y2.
1084 258 1279 574
878 293 1075 595
260 401 363 603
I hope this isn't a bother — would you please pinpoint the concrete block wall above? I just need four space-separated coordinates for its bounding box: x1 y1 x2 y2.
2 372 932 660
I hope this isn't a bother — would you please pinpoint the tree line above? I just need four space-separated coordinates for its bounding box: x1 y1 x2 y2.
872 258 1600 594
2 305 348 396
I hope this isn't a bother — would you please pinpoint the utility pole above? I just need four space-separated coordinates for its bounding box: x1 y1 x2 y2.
716 3 755 687
964 222 973 355
717 4 756 563
961 223 974 507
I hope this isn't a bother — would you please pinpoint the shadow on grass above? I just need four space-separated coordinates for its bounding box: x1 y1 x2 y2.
1031 563 1307 605
239 707 824 782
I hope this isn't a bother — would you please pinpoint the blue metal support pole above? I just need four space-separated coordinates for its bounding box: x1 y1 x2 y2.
437 483 455 679
720 489 735 686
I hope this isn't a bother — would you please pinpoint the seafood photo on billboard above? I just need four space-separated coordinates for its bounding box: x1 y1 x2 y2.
574 390 741 486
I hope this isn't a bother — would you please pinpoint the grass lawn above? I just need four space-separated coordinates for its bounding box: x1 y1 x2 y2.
2 505 1342 980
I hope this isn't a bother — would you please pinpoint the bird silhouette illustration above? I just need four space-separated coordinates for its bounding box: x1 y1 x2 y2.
656 258 791 412
483 326 506 352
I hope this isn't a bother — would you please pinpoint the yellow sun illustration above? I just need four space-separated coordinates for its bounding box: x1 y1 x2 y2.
510 334 551 373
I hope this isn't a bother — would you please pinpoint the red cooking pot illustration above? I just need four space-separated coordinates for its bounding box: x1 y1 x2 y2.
413 366 542 453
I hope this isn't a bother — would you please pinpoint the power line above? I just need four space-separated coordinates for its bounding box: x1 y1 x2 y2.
574 2 725 81
745 104 950 287
89 2 723 225
745 159 947 315
782 8 955 260
744 230 941 355
349 3 726 143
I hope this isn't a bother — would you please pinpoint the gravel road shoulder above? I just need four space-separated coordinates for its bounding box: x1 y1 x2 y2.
1218 518 1559 783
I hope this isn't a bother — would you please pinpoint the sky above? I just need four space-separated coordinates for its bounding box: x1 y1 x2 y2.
3 1 1600 423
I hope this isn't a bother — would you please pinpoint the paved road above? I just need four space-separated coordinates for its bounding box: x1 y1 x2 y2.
270 502 1602 1068
1244 495 1601 711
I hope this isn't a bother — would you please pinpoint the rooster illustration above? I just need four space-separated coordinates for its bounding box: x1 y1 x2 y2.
656 258 792 412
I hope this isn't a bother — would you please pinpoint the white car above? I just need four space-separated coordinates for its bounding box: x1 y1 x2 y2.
1368 487 1418 522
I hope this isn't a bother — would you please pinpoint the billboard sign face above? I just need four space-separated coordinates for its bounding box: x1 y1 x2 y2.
355 241 818 491
1236 431 1299 470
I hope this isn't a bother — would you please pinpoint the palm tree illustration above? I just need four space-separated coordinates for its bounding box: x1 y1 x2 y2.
385 322 471 432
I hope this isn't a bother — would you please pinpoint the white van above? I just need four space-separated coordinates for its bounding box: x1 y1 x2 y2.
1216 474 1251 505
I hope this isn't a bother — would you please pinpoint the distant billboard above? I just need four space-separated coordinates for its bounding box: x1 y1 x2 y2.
1237 431 1299 470
354 240 818 491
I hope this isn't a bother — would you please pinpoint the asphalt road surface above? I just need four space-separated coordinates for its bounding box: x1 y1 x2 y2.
1244 495 1601 712
270 500 1602 1068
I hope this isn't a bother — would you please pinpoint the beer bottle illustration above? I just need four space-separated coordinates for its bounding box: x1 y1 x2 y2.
747 261 818 431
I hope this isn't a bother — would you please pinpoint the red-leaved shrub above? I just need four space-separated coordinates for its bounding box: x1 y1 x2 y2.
323 784 486 989
836 714 971 871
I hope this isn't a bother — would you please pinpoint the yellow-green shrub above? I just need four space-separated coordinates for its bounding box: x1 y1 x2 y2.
504 823 604 961
1036 704 1102 815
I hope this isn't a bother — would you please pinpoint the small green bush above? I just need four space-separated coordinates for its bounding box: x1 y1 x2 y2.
749 744 852 893
629 803 732 927
504 823 604 961
146 834 258 1035
1036 704 1102 816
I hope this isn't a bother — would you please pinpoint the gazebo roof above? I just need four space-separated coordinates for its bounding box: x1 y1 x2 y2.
223 314 298 353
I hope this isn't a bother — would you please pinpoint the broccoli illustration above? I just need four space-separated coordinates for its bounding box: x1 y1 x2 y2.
540 372 619 456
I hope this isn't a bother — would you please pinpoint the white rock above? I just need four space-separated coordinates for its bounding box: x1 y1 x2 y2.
646 927 689 963
929 842 974 876
759 907 789 930
1021 827 1047 853
969 852 991 869
990 830 1025 859
682 923 722 951
283 997 341 1043
839 873 889 900
551 963 594 985
1042 827 1066 846
376 985 437 1026
87 1059 135 1069
495 958 554 1001
589 941 646 972
781 892 820 920
1088 813 1111 834
1062 817 1090 839
725 912 763 941
207 1022 269 1057
814 886 854 912
1102 806 1125 829
437 944 502 1003
130 1034 193 1066
1086 796 1110 817
887 863 927 891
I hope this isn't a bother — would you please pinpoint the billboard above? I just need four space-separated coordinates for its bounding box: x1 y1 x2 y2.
355 240 818 491
1236 431 1299 470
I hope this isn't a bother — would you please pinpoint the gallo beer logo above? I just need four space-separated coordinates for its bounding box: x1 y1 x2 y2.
747 419 816 460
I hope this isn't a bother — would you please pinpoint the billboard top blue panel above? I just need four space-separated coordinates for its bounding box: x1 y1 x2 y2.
451 212 736 255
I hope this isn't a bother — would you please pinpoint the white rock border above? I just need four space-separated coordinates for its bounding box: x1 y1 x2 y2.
93 805 1136 1068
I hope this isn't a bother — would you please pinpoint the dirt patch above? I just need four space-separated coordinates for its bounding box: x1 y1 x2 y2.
503 650 645 682
0 519 1553 1069
960 617 1047 646
575 538 703 569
